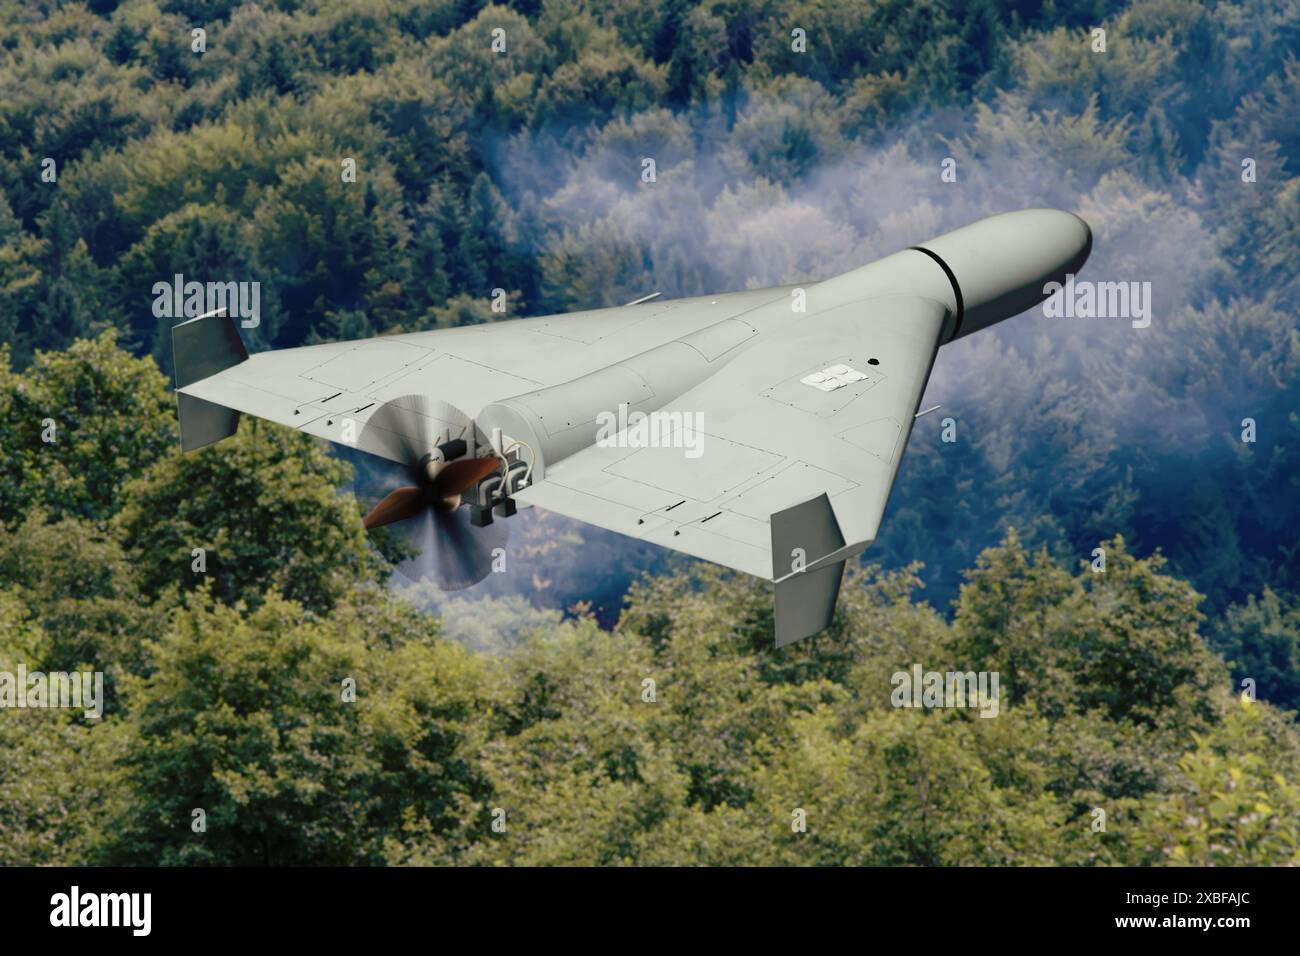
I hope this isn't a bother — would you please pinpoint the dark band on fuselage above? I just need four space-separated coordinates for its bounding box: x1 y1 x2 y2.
909 245 964 340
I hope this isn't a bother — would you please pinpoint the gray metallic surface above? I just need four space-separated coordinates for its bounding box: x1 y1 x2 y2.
172 209 1093 645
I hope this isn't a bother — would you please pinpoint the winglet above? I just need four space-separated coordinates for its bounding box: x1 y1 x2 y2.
172 310 249 451
770 493 847 647
176 392 241 452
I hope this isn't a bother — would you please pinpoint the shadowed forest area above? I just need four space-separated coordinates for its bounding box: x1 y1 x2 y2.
1 0 1298 864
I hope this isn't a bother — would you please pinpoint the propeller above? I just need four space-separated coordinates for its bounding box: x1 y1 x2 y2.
356 395 508 590
362 455 504 530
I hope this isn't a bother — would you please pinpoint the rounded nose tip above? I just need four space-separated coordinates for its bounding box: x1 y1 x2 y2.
1025 208 1093 272
1063 210 1092 272
1026 208 1091 256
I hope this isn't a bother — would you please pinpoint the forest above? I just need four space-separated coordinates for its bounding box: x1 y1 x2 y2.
1 0 1298 864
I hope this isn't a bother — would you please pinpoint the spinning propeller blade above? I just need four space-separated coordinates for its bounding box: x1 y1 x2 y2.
356 395 507 590
362 486 425 530
432 455 503 499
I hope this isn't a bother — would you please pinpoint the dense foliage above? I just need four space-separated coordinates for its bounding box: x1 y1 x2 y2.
1 0 1298 863
0 340 1297 865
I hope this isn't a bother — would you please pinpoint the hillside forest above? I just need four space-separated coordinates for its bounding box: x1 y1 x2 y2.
1 0 1298 864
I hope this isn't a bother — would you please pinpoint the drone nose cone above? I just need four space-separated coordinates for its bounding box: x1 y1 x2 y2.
1038 209 1092 275
917 209 1093 337
1069 211 1092 261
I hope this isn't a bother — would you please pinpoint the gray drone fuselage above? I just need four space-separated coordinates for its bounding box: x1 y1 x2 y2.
173 208 1092 645
479 209 1091 480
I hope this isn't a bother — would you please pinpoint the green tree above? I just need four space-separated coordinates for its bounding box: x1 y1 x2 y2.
104 589 492 865
1131 699 1300 865
0 331 175 523
0 512 163 680
0 590 127 866
1212 589 1300 711
113 420 385 613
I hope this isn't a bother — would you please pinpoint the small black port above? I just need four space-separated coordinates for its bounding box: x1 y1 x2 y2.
438 438 468 460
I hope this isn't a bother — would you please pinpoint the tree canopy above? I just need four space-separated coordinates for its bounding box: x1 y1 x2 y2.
1 0 1297 864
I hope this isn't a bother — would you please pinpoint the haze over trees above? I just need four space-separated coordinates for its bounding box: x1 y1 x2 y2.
0 0 1297 864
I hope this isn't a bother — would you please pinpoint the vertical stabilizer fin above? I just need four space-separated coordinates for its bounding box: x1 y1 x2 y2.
771 493 848 647
177 392 241 452
172 310 249 450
